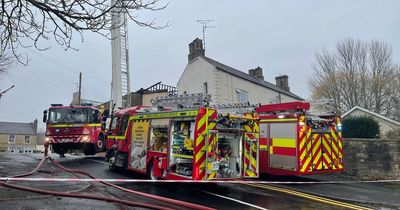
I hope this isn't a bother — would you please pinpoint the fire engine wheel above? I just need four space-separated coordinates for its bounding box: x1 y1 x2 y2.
108 150 119 172
83 144 96 156
94 135 105 153
52 144 66 156
147 162 158 180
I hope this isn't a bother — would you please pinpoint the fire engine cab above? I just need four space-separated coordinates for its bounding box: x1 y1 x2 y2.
43 104 105 156
104 94 260 180
256 101 344 175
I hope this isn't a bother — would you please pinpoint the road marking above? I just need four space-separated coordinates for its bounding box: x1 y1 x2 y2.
245 183 372 210
88 159 108 165
200 190 268 210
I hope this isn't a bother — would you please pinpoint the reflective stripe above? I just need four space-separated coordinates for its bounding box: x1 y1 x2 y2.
260 118 297 122
131 110 198 120
272 138 296 148
49 123 101 128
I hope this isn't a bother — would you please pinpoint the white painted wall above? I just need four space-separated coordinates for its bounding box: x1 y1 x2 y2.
213 69 298 104
177 57 300 105
177 57 215 96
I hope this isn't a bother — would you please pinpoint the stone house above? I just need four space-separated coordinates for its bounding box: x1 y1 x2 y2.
0 120 38 153
342 106 400 137
177 38 303 105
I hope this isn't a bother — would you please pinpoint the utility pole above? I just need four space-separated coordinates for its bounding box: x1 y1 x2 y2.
196 20 215 52
78 72 82 106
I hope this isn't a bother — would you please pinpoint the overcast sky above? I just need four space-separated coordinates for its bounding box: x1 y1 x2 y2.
1 0 400 129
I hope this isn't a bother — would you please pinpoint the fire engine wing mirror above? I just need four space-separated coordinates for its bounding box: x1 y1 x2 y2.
102 110 110 121
43 110 48 123
101 122 107 131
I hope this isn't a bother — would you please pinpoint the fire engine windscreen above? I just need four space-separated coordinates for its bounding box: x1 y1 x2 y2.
48 108 100 124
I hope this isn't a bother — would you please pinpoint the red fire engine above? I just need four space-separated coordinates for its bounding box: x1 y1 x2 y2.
256 101 344 175
104 94 260 180
43 104 105 156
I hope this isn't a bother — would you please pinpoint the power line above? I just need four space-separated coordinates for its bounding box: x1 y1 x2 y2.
27 48 110 85
0 76 77 106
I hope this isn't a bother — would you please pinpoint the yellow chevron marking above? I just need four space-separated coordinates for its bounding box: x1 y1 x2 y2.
195 132 205 147
197 116 206 131
251 143 257 152
300 140 307 160
251 157 257 168
322 136 332 155
246 170 256 177
208 171 216 180
323 153 332 163
299 137 306 153
301 156 311 172
195 146 205 162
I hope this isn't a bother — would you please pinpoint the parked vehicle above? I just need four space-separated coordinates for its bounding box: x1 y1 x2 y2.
43 104 105 156
104 101 260 180
256 101 344 175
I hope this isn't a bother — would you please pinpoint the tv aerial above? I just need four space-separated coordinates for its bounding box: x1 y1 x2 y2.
197 20 215 51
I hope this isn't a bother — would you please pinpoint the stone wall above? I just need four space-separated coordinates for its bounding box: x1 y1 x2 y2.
340 138 400 180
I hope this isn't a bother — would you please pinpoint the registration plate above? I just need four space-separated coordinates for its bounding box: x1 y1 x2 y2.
59 138 73 143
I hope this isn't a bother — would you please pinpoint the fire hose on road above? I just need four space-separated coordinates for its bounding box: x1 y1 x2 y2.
0 156 214 210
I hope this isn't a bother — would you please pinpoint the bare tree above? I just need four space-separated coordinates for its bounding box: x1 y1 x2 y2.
0 0 168 64
0 50 14 76
310 38 399 120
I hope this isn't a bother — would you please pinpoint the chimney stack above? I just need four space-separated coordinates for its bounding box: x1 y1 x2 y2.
275 75 290 92
188 38 205 62
33 119 38 134
248 67 264 80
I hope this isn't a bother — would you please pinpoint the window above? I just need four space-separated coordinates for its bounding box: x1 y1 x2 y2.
48 108 90 124
117 115 130 136
203 82 208 94
235 89 249 103
89 109 101 123
24 136 31 144
109 116 118 131
8 134 15 144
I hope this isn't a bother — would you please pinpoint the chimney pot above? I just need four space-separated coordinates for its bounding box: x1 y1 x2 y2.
275 75 290 92
248 67 264 80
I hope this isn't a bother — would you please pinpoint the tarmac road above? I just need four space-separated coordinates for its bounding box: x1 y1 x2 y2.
1 153 391 209
55 155 349 210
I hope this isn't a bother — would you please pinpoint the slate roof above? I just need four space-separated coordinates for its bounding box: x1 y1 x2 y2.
342 106 400 126
0 121 37 135
200 56 304 101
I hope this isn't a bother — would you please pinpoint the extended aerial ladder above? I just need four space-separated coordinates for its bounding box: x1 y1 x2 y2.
111 0 131 110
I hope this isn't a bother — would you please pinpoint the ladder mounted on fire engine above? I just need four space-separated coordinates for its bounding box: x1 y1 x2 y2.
151 93 258 114
151 93 211 109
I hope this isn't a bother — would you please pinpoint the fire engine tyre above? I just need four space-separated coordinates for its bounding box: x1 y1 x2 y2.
108 150 119 172
52 144 66 156
94 135 105 153
83 144 96 156
147 162 158 180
